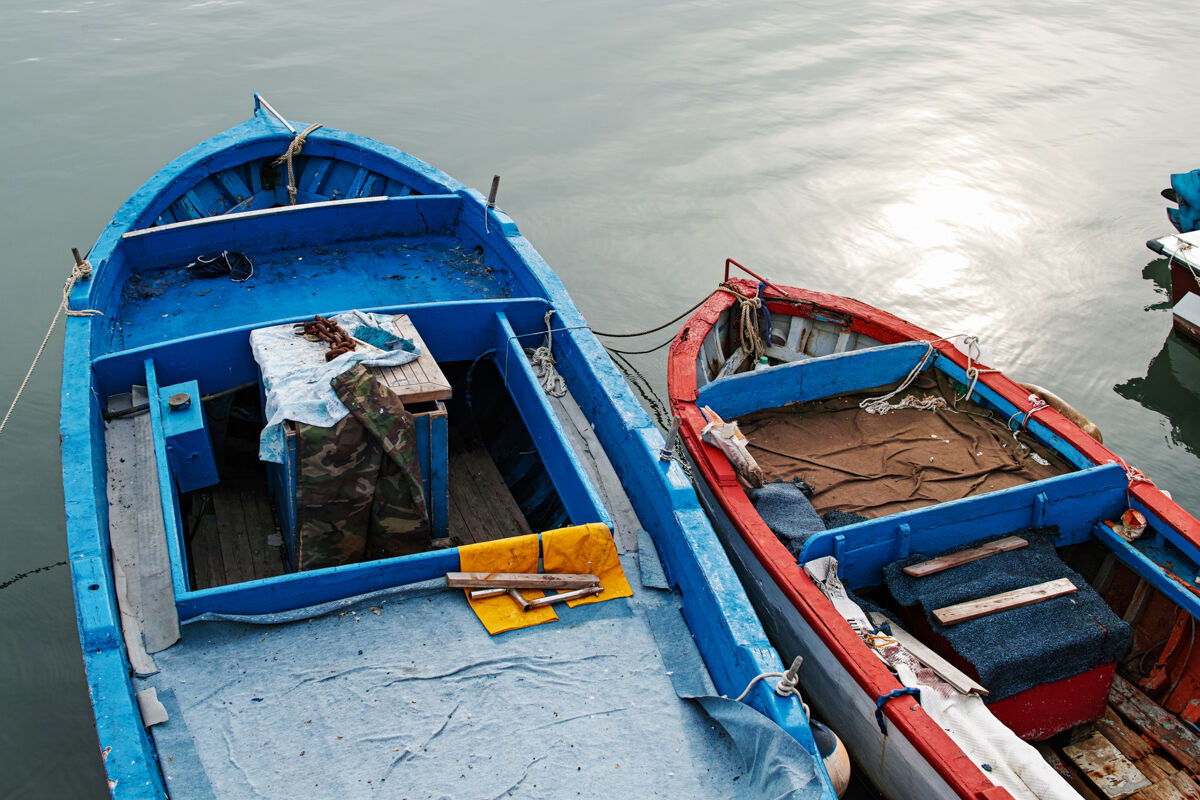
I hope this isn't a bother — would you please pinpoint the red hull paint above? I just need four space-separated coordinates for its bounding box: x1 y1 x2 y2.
989 663 1118 742
667 278 1200 800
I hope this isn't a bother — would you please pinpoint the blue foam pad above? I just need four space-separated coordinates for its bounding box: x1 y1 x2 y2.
884 528 1130 702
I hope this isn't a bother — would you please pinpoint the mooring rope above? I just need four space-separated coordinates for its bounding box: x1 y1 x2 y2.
717 283 764 363
590 292 715 338
0 257 101 438
272 122 323 205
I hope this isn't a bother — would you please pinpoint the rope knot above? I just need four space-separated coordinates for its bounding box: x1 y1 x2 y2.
271 123 324 205
64 258 102 318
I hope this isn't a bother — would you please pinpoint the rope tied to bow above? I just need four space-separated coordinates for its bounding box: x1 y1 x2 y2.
272 122 323 205
1 254 102 438
717 282 764 363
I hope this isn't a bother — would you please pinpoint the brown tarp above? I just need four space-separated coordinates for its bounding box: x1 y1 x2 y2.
737 372 1073 518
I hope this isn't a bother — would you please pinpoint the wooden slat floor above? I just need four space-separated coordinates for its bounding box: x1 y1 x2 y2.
446 426 532 546
189 428 531 588
187 477 287 590
1040 676 1200 800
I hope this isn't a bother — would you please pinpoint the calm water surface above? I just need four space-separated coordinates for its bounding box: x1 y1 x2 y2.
2 1 1199 795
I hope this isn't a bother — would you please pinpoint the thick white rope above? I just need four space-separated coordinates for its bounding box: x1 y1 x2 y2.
271 123 323 205
525 310 567 397
731 656 809 717
0 259 101 437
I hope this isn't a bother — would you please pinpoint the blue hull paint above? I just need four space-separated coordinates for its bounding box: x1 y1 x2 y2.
60 103 836 798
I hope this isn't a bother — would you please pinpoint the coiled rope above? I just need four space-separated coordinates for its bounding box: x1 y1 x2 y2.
0 254 101 438
525 310 567 397
717 283 764 362
272 123 323 205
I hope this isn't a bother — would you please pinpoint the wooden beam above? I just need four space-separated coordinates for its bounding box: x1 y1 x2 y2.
1110 675 1200 773
932 578 1077 626
1062 731 1151 799
445 572 600 590
903 536 1028 578
869 612 988 696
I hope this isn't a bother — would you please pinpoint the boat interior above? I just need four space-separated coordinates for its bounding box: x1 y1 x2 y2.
76 136 840 797
694 302 1200 799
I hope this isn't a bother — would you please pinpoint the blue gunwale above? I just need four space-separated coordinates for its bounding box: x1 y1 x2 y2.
61 103 835 798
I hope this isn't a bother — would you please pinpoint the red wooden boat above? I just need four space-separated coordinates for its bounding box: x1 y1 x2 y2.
667 261 1200 800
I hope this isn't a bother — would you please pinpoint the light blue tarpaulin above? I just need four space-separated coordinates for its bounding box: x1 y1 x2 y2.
140 555 826 800
250 310 419 462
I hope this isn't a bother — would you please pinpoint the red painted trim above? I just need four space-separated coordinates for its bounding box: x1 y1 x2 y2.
668 279 1200 800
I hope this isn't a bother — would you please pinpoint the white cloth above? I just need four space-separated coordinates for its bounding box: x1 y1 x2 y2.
803 556 1078 800
250 310 420 463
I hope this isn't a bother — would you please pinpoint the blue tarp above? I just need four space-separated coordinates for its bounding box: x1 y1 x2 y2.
141 555 826 799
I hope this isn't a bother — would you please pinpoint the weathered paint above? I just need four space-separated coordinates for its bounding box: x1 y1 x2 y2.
667 277 1200 800
62 104 836 797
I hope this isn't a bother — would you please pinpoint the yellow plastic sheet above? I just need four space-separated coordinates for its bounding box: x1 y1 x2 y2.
458 533 557 634
541 523 633 607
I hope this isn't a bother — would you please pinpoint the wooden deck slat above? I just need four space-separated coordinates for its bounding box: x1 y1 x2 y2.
211 487 258 584
1100 707 1157 763
1112 676 1200 773
189 503 226 591
1063 731 1151 799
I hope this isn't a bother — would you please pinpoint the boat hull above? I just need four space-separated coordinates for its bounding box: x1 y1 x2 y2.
690 455 960 800
668 276 1200 800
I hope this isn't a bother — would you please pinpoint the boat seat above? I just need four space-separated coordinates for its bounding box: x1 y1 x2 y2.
883 529 1131 740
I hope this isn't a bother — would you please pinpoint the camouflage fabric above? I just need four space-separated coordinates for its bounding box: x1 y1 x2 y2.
294 365 430 570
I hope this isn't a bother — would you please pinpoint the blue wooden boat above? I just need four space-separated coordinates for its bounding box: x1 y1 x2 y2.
669 268 1200 800
60 98 842 799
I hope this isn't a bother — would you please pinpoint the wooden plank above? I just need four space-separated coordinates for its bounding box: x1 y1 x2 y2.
187 500 226 590
1111 675 1200 772
868 612 988 696
1037 743 1107 800
367 315 452 404
1098 706 1157 762
1136 755 1179 786
237 483 285 581
932 578 1077 626
1135 771 1200 800
445 430 531 544
1063 731 1151 799
903 536 1028 578
547 391 641 554
446 572 600 590
1168 771 1200 799
211 486 257 584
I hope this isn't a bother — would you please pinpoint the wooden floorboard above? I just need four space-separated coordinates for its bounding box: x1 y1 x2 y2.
1038 679 1200 800
187 478 285 589
446 428 531 546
